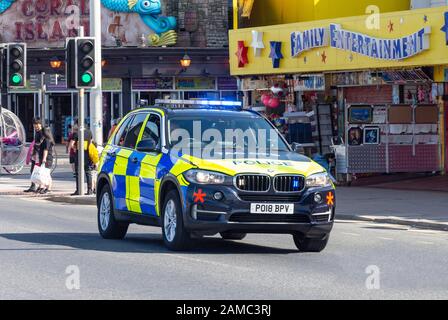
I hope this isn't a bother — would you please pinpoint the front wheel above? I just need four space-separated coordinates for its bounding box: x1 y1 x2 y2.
98 185 129 239
293 235 329 252
162 190 192 251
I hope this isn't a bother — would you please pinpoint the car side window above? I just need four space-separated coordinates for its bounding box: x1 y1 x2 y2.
123 113 148 149
141 114 161 147
113 116 133 147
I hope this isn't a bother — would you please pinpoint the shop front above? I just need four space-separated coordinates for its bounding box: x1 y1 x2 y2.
229 6 448 176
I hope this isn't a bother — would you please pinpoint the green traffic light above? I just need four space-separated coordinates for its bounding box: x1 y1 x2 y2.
81 73 93 84
11 74 22 85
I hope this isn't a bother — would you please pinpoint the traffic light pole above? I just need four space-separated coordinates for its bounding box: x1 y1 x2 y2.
90 0 103 146
77 88 86 196
0 47 6 176
77 27 86 196
39 72 46 126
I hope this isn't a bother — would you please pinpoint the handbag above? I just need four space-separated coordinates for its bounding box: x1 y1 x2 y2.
31 166 51 186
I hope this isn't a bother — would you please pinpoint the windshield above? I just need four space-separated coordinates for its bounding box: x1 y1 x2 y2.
168 112 290 160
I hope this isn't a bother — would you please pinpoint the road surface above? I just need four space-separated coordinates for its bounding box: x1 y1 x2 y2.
0 196 447 300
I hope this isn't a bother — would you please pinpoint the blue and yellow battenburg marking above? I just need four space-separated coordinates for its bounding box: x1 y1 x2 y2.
99 145 193 217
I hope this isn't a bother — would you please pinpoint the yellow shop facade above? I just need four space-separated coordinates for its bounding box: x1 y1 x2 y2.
230 1 448 179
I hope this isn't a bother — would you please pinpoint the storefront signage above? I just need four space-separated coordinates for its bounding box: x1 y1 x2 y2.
102 78 122 91
291 28 329 57
132 78 174 91
330 24 431 60
175 78 216 90
294 75 325 91
218 77 238 91
330 72 384 86
441 12 448 45
291 24 431 61
231 7 448 75
0 0 169 48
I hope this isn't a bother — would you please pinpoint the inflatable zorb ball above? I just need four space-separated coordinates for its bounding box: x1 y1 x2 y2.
0 108 27 172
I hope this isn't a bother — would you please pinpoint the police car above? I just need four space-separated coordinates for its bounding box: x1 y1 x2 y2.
96 100 335 252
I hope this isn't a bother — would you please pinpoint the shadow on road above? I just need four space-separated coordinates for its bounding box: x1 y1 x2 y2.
0 232 298 255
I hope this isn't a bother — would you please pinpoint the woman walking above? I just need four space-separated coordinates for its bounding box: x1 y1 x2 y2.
36 127 55 194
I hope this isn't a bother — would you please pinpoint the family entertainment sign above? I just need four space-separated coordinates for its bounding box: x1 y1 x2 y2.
291 24 431 61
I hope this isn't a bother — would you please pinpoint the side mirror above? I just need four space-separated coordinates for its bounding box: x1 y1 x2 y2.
291 142 305 154
137 139 159 153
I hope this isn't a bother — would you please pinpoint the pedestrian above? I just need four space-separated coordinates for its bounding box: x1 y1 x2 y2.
66 122 78 177
108 118 121 140
70 128 99 196
24 118 43 193
36 127 55 194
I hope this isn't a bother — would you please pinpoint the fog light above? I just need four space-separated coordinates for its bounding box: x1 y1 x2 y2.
191 205 198 220
213 192 224 201
314 193 323 203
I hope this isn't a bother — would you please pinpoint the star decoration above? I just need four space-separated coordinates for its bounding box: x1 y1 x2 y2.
388 20 394 33
235 40 249 68
441 12 448 46
326 192 335 206
321 51 327 63
251 30 265 57
269 41 283 68
193 189 206 204
423 15 428 23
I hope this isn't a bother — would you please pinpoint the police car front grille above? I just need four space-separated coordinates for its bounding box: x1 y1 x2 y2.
274 175 305 192
238 195 301 202
229 213 310 223
235 175 270 192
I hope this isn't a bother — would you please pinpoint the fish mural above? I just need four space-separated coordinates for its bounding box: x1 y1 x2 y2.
101 0 177 39
0 0 15 14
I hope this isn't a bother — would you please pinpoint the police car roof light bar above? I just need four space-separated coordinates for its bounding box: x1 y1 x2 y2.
154 99 243 111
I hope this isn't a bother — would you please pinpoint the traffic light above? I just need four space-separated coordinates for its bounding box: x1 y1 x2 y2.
66 37 96 89
6 43 26 88
76 38 96 89
66 38 76 89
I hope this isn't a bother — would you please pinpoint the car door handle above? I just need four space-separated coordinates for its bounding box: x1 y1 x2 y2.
107 152 116 157
131 157 139 164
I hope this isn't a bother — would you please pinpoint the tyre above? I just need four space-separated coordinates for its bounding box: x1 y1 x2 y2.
220 232 247 241
98 185 129 239
162 190 192 251
293 235 329 252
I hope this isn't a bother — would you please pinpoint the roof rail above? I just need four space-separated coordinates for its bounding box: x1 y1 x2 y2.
154 99 243 110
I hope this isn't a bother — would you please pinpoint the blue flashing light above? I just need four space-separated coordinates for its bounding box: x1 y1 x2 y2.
292 177 300 190
155 99 243 111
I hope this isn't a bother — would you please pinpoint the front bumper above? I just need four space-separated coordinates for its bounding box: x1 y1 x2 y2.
182 183 336 238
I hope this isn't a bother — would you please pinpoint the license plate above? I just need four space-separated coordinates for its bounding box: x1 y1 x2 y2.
250 203 294 214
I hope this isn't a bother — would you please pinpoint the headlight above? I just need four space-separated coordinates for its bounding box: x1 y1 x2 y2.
184 170 227 184
306 173 332 188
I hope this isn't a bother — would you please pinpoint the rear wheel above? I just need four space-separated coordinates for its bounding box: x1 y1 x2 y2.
98 185 129 239
220 232 247 241
162 190 192 251
293 235 329 252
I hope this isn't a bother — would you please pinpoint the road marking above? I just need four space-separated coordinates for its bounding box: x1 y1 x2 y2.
341 232 361 237
163 253 254 272
416 241 434 245
378 237 394 241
